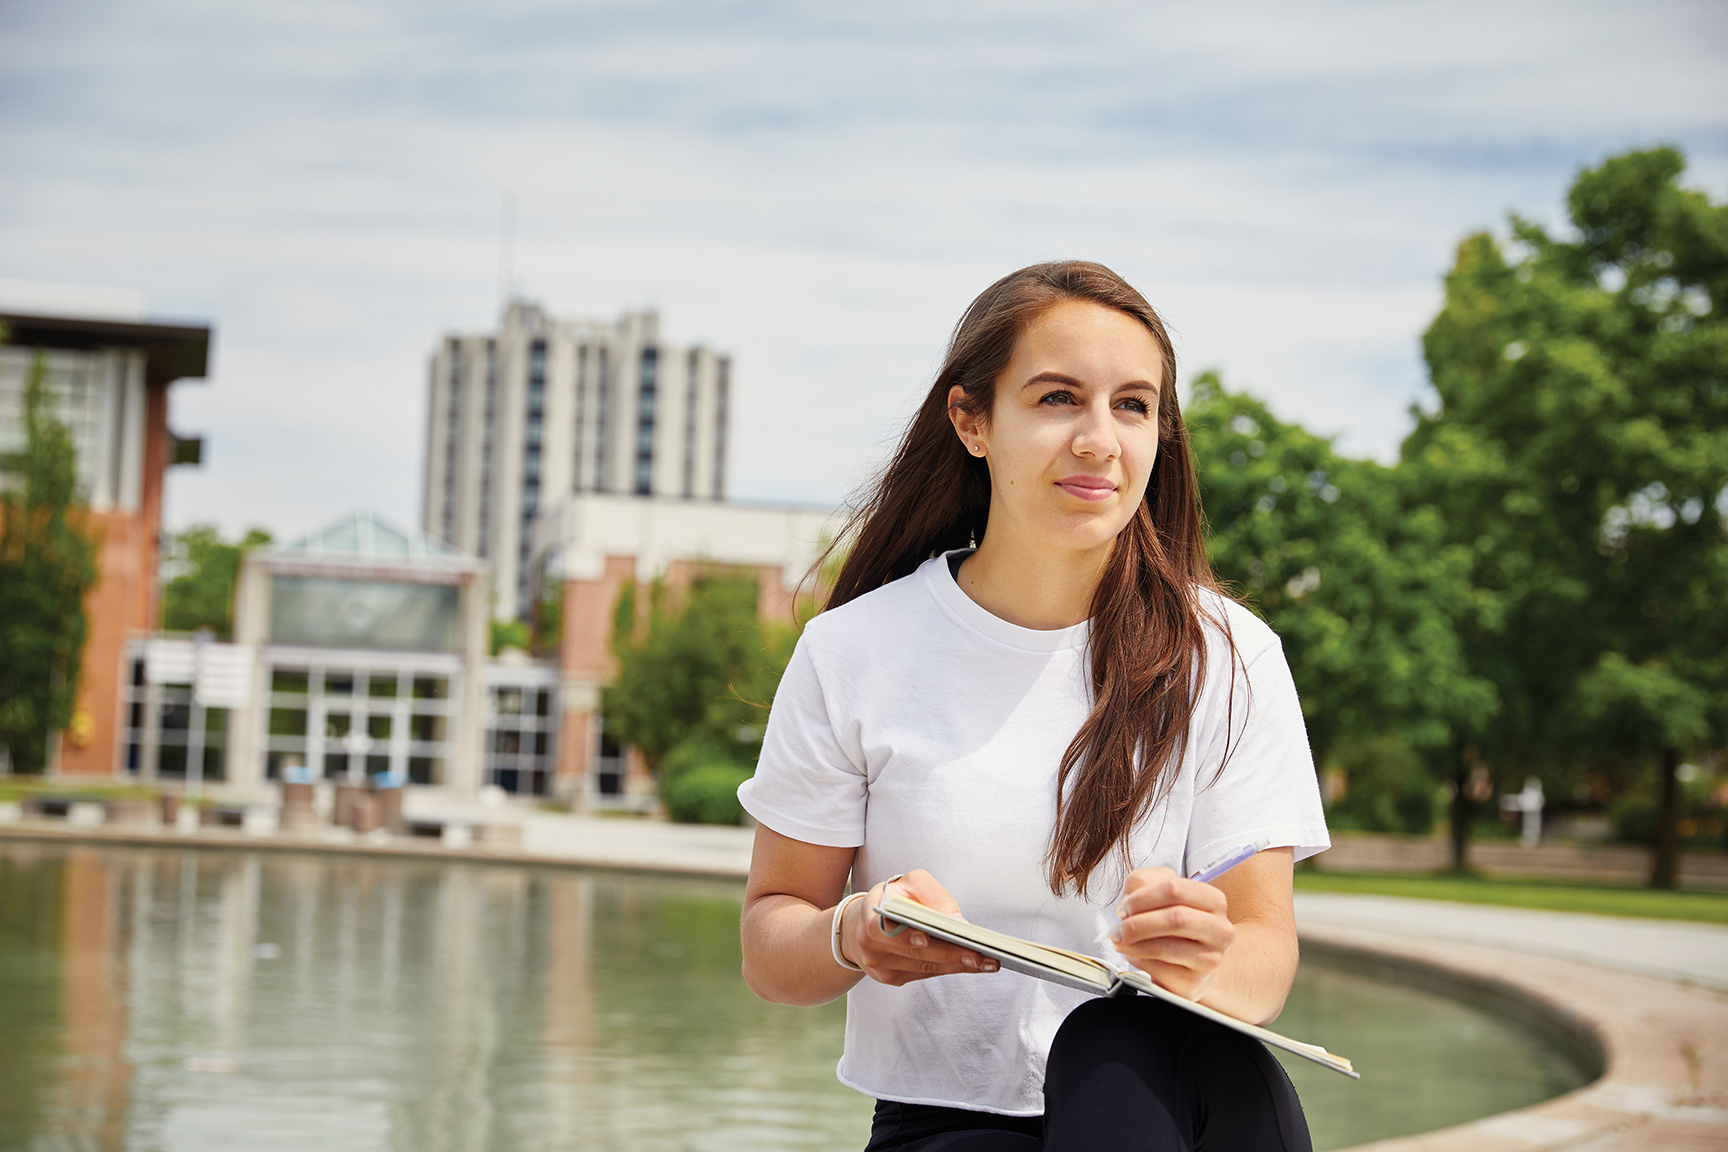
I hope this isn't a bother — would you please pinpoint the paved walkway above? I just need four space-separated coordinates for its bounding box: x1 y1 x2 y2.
522 812 757 876
1295 891 1728 993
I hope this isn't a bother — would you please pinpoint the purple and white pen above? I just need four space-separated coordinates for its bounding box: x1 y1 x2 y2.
1097 837 1272 945
1187 836 1272 884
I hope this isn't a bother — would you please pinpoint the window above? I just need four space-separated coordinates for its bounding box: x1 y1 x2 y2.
269 707 308 737
597 726 624 797
410 714 445 742
478 339 497 557
408 756 443 786
520 337 550 618
269 578 461 652
119 651 228 783
713 356 729 500
262 664 454 785
439 344 462 545
634 346 658 495
593 347 610 491
573 342 588 492
271 668 310 695
683 349 700 498
0 348 108 503
484 679 558 797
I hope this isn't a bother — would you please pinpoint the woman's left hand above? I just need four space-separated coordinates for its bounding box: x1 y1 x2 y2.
1106 867 1236 1001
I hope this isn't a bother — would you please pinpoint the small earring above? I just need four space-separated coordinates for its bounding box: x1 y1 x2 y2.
971 444 984 456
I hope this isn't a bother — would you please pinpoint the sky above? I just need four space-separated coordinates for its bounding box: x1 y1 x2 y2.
2 0 1725 540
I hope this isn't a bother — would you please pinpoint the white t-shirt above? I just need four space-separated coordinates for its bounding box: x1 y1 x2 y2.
738 551 1329 1116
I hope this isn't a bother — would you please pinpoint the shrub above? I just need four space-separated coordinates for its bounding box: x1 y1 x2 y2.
1325 735 1441 835
661 737 743 785
663 763 754 826
1611 775 1726 847
1610 795 1658 845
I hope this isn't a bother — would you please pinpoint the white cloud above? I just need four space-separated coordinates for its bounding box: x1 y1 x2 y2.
0 0 1723 533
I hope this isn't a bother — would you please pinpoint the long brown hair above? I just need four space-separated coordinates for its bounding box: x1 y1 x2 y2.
822 260 1229 898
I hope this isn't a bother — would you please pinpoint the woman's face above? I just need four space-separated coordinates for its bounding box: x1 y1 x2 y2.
949 299 1164 558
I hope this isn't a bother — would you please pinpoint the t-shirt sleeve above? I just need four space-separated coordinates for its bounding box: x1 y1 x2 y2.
737 632 868 848
1182 630 1331 870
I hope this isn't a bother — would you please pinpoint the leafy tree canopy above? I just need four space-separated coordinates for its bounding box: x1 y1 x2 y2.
1405 146 1726 880
490 619 530 656
602 570 796 783
1407 146 1727 776
160 524 272 638
1187 371 1497 778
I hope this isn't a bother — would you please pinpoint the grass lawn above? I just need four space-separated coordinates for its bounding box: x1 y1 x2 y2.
0 780 161 804
1294 869 1728 925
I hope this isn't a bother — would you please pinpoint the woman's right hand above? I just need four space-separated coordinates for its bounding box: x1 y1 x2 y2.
838 869 999 986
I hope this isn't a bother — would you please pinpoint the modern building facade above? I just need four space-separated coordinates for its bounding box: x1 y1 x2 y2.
421 302 732 622
116 510 562 801
225 511 493 795
529 491 842 808
0 294 210 777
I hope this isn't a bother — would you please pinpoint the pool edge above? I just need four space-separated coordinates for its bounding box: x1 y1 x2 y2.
1297 923 1727 1151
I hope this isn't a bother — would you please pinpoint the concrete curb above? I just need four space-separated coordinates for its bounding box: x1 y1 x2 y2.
0 819 758 880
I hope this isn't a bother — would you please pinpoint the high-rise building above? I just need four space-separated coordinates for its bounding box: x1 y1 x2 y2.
421 302 731 620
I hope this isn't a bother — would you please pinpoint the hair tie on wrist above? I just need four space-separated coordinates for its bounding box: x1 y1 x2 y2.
876 874 909 937
832 891 870 972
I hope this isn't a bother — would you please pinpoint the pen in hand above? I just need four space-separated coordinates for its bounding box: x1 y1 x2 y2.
1188 836 1273 884
1096 837 1272 945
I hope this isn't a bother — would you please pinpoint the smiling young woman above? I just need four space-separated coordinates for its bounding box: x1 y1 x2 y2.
738 261 1328 1151
946 299 1164 630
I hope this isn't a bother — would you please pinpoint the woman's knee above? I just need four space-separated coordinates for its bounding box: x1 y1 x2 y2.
1043 995 1311 1152
1049 995 1195 1073
1045 994 1198 1104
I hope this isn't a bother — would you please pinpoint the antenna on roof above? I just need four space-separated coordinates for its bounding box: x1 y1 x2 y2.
498 192 517 311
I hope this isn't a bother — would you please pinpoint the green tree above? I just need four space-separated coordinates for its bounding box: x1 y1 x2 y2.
602 570 796 814
160 524 272 637
1188 372 1497 838
490 618 531 655
1408 146 1728 884
0 353 101 773
533 576 563 653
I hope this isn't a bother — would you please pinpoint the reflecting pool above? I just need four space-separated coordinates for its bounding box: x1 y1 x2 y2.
0 841 1591 1151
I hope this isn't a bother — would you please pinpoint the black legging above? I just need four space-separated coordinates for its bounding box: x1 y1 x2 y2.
863 994 1313 1152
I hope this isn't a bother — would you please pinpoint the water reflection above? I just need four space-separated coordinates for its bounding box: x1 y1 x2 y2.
0 842 1589 1151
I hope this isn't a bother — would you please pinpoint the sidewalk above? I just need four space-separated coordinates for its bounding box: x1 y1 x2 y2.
522 812 757 875
1296 891 1728 993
